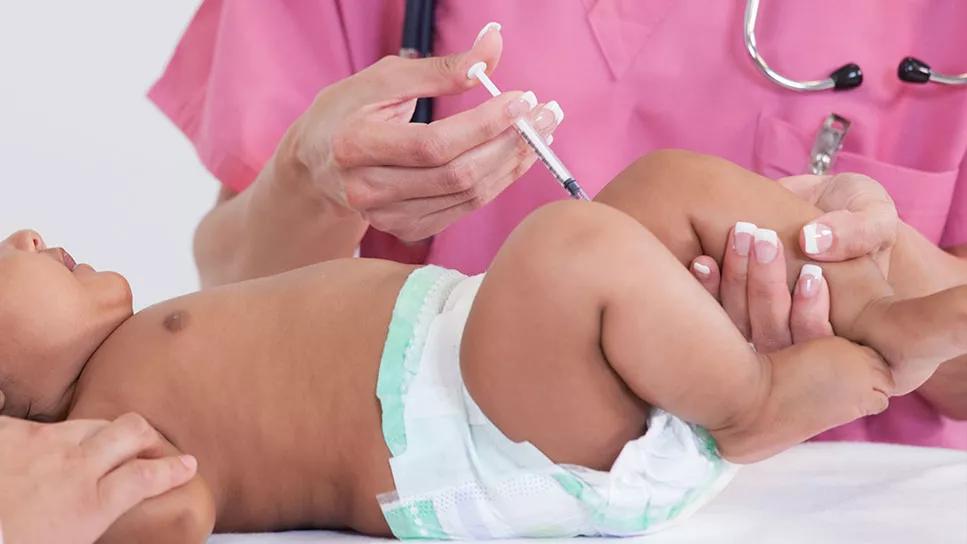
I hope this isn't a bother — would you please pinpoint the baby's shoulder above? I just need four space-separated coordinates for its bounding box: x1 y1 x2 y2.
69 294 222 428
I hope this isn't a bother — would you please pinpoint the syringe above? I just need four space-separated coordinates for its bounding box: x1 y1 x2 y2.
467 62 590 201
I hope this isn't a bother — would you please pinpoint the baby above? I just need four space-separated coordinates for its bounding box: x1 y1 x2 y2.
0 150 961 542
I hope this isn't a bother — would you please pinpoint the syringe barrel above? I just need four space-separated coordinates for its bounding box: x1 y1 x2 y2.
513 118 574 183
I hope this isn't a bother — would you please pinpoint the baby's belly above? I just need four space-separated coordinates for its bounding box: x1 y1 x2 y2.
75 258 412 533
206 342 397 533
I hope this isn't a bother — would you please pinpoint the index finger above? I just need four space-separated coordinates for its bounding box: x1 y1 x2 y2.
41 418 111 444
333 90 532 168
79 413 168 475
97 456 198 529
721 223 756 339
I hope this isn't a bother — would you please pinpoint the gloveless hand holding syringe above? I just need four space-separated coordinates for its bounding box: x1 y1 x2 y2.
466 62 591 201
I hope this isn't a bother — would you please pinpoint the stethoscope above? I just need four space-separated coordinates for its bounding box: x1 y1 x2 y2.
400 0 965 180
401 0 436 123
745 0 967 91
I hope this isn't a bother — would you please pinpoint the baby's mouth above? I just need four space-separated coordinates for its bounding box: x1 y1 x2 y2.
60 248 77 271
43 247 78 271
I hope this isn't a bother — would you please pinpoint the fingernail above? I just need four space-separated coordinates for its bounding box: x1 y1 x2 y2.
753 228 779 264
798 264 824 298
180 455 197 471
506 91 537 118
473 21 502 46
733 221 757 257
545 100 565 124
533 107 557 131
521 91 537 109
803 222 833 255
545 134 554 145
692 261 711 277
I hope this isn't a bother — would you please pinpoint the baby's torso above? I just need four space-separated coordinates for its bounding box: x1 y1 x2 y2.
68 258 414 533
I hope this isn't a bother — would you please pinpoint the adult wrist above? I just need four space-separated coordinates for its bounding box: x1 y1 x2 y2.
235 131 368 273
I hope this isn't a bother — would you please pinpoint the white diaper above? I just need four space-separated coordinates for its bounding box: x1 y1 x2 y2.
376 266 738 539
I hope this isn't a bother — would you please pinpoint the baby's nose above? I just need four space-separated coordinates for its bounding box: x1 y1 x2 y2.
4 230 46 252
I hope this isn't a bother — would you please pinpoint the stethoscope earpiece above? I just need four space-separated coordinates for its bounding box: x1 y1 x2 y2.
898 57 932 84
830 63 863 90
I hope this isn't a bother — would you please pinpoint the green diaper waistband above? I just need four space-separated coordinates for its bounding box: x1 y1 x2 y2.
376 265 462 457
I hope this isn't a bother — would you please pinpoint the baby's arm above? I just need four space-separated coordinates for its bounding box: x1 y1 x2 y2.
94 435 214 544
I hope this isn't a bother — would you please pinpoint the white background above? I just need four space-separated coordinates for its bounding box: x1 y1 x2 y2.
0 1 213 309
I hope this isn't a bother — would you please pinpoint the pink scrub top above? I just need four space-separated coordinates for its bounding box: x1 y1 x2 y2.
151 0 967 449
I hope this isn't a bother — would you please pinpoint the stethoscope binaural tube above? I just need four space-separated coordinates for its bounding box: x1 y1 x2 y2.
743 0 862 92
402 0 436 123
898 57 967 86
746 0 967 91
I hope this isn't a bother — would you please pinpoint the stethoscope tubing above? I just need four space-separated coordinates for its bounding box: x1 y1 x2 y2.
745 0 966 91
744 0 835 91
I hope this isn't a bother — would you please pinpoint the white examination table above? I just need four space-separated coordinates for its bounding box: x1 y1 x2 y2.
210 442 967 544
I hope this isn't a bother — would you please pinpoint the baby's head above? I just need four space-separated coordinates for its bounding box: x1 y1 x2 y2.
0 230 132 421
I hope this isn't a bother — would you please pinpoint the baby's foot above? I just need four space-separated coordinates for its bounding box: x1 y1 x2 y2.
853 285 967 395
713 337 892 464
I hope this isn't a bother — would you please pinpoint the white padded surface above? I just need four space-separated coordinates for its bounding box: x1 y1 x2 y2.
209 442 967 543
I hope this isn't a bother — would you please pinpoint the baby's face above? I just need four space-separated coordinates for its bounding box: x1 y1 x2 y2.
0 230 132 420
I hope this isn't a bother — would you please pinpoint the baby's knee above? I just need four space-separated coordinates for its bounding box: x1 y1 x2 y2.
515 201 658 265
597 149 728 207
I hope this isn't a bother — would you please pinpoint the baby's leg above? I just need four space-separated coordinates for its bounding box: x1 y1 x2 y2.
462 201 891 465
595 150 967 394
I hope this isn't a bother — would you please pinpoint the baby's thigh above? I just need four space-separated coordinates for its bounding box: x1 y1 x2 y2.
461 202 650 471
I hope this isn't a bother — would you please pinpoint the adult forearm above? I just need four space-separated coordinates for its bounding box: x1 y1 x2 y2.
888 223 967 419
193 149 368 287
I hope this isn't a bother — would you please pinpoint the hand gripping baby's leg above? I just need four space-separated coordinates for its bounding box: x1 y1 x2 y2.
461 201 891 465
595 150 967 394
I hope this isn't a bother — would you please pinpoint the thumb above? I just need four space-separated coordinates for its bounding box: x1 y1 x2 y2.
777 174 832 204
354 22 503 104
800 207 896 263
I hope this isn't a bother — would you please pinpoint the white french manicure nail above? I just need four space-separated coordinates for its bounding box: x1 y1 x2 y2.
545 100 565 124
798 263 824 298
474 21 502 46
802 222 834 255
800 263 823 280
692 262 711 276
803 223 819 254
753 228 779 264
753 228 778 246
521 91 538 110
733 222 757 256
545 134 554 145
735 221 758 236
466 61 487 80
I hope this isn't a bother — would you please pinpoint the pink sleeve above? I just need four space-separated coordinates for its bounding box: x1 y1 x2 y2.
940 153 967 249
149 0 400 193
